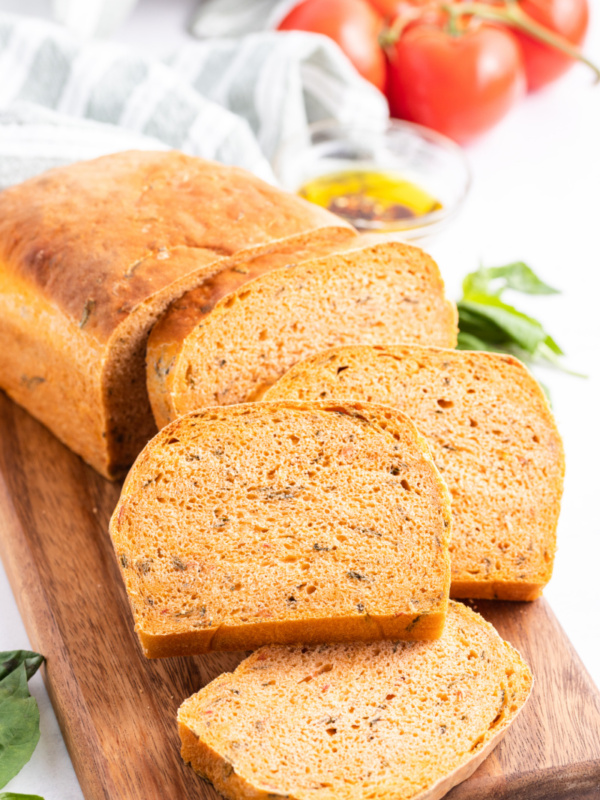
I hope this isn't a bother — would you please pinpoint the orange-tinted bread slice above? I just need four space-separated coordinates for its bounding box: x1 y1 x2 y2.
109 400 451 657
178 601 533 800
266 345 564 600
146 237 457 429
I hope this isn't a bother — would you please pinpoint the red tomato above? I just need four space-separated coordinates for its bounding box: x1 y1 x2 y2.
365 0 426 20
386 21 526 142
512 0 589 90
278 0 386 90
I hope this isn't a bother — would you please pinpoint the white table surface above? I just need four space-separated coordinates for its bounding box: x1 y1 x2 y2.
0 1 599 797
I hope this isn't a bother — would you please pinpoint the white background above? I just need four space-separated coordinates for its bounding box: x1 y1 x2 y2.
0 0 599 797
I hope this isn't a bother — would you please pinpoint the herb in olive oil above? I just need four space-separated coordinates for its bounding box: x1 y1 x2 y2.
298 169 442 230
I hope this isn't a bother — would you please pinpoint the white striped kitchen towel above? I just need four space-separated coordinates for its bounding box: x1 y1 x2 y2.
0 12 387 190
189 0 298 38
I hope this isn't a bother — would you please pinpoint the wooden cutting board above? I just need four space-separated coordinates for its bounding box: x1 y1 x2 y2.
0 392 599 800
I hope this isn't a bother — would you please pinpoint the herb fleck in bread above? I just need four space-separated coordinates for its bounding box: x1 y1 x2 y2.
266 345 564 600
178 601 533 800
146 237 457 429
0 150 352 478
109 400 451 657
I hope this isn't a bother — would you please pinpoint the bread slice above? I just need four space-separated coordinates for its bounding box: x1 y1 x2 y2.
146 237 457 429
0 150 352 478
265 345 564 601
178 601 533 800
109 400 451 657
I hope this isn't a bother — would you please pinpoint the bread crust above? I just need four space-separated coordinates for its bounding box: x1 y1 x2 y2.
147 237 458 428
110 400 452 657
178 602 533 800
0 151 352 477
140 610 447 659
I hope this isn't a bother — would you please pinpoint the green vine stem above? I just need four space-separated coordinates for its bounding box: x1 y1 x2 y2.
442 1 600 82
379 6 424 48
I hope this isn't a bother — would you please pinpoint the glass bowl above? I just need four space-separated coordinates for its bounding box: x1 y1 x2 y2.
274 118 471 241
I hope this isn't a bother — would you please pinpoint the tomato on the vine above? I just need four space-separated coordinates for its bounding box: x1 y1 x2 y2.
278 0 387 90
278 0 595 143
364 0 428 21
385 19 526 143
508 0 589 90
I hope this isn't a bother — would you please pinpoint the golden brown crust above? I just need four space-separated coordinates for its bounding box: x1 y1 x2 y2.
110 400 452 657
147 237 458 429
139 610 447 658
265 344 565 601
178 602 533 800
0 151 352 477
0 150 348 341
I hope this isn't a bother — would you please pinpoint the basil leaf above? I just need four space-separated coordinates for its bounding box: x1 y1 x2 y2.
543 333 564 357
463 262 559 297
457 306 507 345
458 295 548 354
0 793 45 799
456 260 585 384
456 332 491 351
0 653 44 683
535 342 587 378
0 666 41 789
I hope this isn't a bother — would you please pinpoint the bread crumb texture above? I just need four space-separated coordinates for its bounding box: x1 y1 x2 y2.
178 601 532 800
110 401 451 656
147 238 457 426
266 345 564 601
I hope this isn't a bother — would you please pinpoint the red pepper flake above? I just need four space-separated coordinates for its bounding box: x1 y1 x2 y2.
321 684 330 692
161 608 169 614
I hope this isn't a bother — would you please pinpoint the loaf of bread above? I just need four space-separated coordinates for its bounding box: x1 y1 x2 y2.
146 237 457 429
109 400 451 657
266 345 564 600
178 601 533 800
0 150 352 478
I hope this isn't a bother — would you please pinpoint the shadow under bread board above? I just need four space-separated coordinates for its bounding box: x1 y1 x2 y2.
0 391 599 800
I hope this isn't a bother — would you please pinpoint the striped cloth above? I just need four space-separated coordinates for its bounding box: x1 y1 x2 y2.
0 12 388 189
190 0 299 38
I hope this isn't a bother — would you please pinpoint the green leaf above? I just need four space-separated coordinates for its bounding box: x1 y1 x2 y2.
543 333 564 357
456 260 584 387
457 305 507 345
463 262 559 298
458 295 548 354
0 653 44 683
0 665 41 789
0 793 45 799
456 332 492 351
534 342 587 378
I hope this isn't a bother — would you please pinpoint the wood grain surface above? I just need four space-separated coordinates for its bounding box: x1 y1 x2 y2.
0 391 599 800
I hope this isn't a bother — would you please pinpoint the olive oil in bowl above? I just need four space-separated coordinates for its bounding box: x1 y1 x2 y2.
298 169 442 232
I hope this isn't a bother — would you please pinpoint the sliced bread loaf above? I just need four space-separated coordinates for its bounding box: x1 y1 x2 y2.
109 400 451 657
0 150 352 478
265 345 564 600
146 237 458 429
146 236 355 431
178 600 533 800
